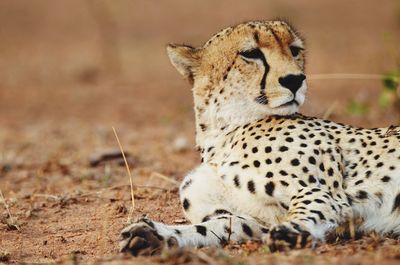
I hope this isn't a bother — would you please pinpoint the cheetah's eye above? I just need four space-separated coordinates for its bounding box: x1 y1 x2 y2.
239 48 264 60
290 46 303 57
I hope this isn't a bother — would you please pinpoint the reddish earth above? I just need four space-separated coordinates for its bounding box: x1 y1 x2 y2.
0 1 399 264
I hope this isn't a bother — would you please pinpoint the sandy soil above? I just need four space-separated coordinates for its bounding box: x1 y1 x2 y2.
0 0 399 264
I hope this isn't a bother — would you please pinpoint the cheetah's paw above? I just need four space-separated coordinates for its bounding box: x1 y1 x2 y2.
266 222 312 252
119 218 177 256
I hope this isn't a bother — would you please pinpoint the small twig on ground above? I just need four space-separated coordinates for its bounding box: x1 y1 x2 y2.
0 189 20 231
150 172 179 186
112 127 135 223
32 194 60 200
31 183 173 203
87 183 171 193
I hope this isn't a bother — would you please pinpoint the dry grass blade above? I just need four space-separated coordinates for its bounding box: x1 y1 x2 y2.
150 171 179 186
32 194 60 200
308 73 383 80
227 217 232 242
112 127 135 223
349 216 356 241
0 189 20 231
322 101 338 120
346 209 356 241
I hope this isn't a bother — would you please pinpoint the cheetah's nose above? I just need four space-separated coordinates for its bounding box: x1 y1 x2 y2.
279 74 306 95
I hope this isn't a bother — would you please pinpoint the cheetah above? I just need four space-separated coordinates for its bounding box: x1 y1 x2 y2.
119 20 400 255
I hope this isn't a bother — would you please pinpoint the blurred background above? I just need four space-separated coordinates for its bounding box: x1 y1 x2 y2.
0 1 399 262
0 0 399 128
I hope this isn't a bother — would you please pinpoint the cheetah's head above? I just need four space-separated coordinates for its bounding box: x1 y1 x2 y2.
167 20 306 129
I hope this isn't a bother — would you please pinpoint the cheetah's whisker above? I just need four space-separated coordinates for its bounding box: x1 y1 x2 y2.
308 73 386 80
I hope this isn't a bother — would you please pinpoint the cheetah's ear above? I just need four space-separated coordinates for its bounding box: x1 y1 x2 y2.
167 44 201 85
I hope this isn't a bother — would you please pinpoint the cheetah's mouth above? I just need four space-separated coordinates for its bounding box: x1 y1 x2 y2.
279 99 299 107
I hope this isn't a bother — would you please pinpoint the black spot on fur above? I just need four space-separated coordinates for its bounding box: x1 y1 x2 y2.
181 179 192 190
280 180 289 186
233 175 240 188
346 194 353 205
356 190 368 200
247 180 256 194
291 159 300 166
298 180 307 187
286 137 294 142
265 182 275 196
355 180 363 185
199 124 207 132
381 176 391 182
215 209 232 215
242 223 253 237
183 198 190 210
310 210 326 220
279 170 288 176
391 193 400 213
333 181 339 188
279 146 289 152
307 216 317 224
308 175 316 183
201 216 210 222
280 203 289 210
195 225 207 236
261 227 270 233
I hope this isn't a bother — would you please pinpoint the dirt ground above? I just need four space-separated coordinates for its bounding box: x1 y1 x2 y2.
0 0 400 264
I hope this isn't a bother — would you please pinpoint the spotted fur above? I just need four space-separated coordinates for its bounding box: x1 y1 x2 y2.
119 20 400 255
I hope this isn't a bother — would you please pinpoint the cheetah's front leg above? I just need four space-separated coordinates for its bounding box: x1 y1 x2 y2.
120 164 270 256
119 215 269 256
267 187 352 251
